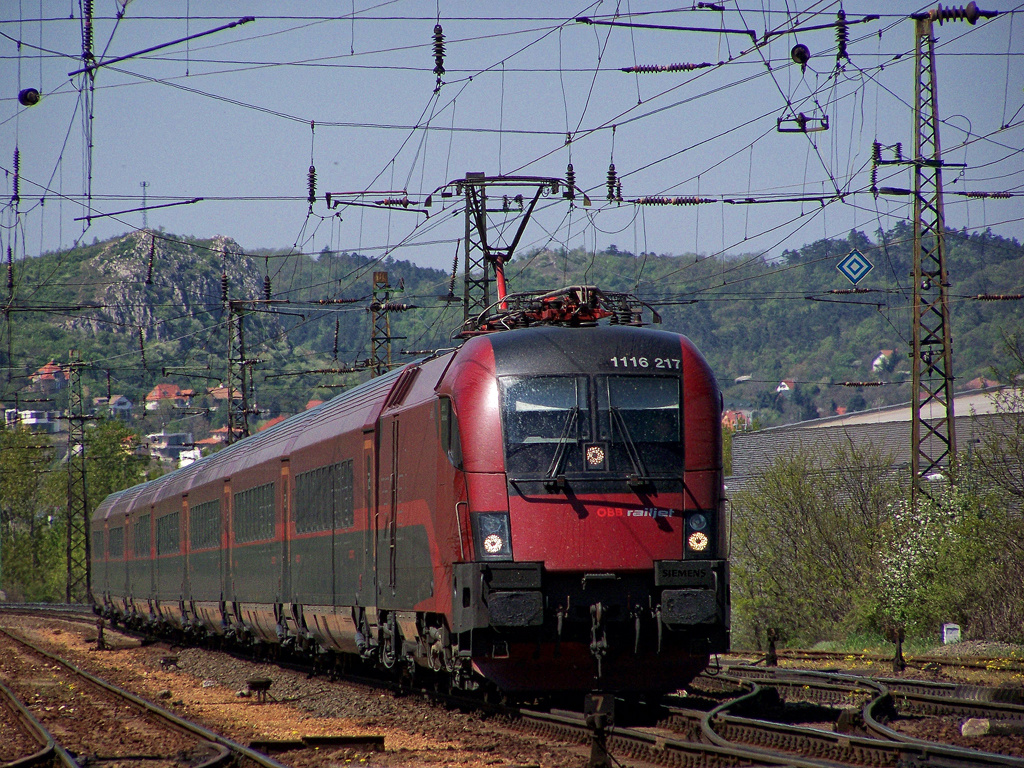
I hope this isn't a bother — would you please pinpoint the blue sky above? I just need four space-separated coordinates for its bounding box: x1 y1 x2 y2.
2 1 1022 277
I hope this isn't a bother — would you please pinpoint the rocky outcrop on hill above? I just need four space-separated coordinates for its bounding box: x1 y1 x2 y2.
63 231 269 342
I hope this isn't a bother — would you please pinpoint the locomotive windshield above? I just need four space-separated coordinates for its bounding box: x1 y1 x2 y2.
500 374 683 478
502 376 591 475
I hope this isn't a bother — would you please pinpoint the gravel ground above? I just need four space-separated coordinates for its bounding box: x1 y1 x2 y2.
2 618 588 768
5 615 1024 768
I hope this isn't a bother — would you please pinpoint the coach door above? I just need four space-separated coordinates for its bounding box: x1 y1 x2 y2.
279 459 291 603
376 415 400 607
222 479 232 604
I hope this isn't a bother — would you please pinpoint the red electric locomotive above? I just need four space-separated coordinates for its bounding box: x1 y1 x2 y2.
91 286 729 694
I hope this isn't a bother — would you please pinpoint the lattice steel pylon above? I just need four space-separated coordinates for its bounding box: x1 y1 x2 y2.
908 3 996 506
370 271 392 376
225 301 253 443
65 350 91 603
459 174 566 323
910 10 955 506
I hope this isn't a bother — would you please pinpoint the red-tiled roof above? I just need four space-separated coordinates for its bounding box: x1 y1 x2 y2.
146 382 186 402
257 415 288 432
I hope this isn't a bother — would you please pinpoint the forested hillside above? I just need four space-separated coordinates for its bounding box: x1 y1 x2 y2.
2 222 1022 435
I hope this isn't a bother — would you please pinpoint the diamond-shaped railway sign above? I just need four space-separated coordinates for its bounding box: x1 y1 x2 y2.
837 248 873 285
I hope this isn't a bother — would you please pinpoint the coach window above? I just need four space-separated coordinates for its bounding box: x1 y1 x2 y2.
233 483 276 543
156 512 180 555
439 397 463 469
295 460 354 532
108 526 124 559
133 514 151 557
189 499 221 550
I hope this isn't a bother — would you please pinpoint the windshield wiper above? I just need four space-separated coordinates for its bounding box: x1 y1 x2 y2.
544 406 579 489
609 406 649 485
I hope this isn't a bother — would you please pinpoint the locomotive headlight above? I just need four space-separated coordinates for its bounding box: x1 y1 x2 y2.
688 513 708 531
472 512 513 561
688 531 709 552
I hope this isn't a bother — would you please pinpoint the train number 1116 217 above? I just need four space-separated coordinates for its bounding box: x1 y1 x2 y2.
609 356 681 369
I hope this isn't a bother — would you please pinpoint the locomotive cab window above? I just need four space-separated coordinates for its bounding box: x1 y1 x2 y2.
501 376 590 476
597 375 683 475
438 396 463 469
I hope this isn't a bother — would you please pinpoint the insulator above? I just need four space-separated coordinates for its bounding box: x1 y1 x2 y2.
139 328 146 368
607 163 617 201
383 302 414 312
634 196 712 206
564 163 576 200
221 273 229 302
18 88 41 107
962 190 1012 199
433 24 445 85
333 318 340 359
12 148 19 203
448 251 458 297
791 44 810 67
375 196 410 207
895 142 902 161
870 141 879 192
974 293 1023 301
83 0 94 60
263 274 272 301
615 304 632 325
307 165 316 204
616 180 622 202
931 2 986 24
620 62 711 73
835 9 848 62
6 246 13 292
146 236 154 285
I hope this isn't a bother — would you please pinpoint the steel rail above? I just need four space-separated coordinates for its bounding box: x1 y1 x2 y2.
0 628 288 768
772 647 1024 674
0 679 69 768
517 706 797 767
698 667 1024 768
724 665 1024 719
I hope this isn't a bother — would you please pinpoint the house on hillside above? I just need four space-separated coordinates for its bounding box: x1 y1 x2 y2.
30 361 68 394
872 349 897 373
257 415 287 432
207 384 242 402
965 377 999 391
4 408 63 433
93 394 134 419
145 383 193 411
722 410 752 430
776 379 796 395
145 430 194 463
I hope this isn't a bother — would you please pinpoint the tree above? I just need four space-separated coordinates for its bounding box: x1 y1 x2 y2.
731 440 903 647
0 428 65 601
86 419 151 512
974 328 1024 503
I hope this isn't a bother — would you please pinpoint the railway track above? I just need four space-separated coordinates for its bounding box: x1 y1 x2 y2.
0 627 290 768
772 647 1024 674
685 665 1024 768
5 606 1023 768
